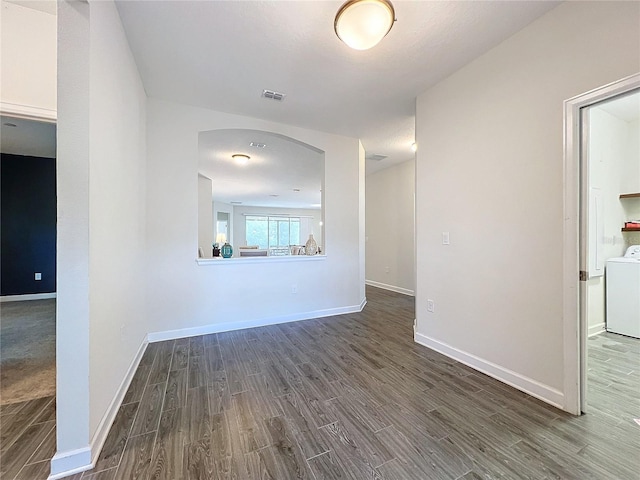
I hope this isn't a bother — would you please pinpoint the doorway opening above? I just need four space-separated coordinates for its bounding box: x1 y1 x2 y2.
563 73 640 416
0 115 57 404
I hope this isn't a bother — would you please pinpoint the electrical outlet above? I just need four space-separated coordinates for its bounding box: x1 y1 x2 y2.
291 284 298 294
427 299 435 312
442 232 450 245
35 272 42 281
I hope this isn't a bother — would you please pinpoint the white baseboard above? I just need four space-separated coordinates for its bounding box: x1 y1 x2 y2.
89 336 149 463
48 447 92 480
365 280 414 296
148 300 367 343
0 293 56 303
414 332 565 410
588 323 606 337
48 335 149 480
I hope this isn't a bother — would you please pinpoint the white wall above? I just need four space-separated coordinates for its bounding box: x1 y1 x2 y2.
213 201 234 246
88 0 148 441
365 159 415 295
232 205 322 255
622 118 640 226
146 98 364 337
56 1 90 468
589 108 636 261
198 174 214 257
0 0 56 118
415 1 640 410
55 0 148 475
623 118 640 195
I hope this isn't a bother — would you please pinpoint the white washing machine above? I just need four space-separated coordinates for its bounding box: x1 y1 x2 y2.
606 245 640 339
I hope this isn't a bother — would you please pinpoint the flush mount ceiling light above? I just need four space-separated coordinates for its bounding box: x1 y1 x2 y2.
334 0 395 51
232 154 250 165
411 142 417 152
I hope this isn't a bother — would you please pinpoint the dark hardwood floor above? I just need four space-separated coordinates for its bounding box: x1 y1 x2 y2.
2 286 639 479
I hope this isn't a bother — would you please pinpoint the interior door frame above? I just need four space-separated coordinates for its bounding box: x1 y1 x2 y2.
562 72 640 415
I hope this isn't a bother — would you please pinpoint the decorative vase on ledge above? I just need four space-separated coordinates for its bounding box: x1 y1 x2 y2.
305 234 318 256
221 242 233 258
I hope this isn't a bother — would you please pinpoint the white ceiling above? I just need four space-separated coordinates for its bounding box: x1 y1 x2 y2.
115 0 560 175
0 116 56 158
596 90 640 123
199 129 323 209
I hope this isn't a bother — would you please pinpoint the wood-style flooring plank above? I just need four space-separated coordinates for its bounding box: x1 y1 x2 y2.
171 342 189 371
148 341 175 385
130 382 165 437
0 419 54 478
82 467 118 480
189 337 205 357
93 402 139 472
14 459 51 480
183 438 214 480
277 392 329 460
208 371 231 415
148 407 187 480
188 355 208 389
0 395 53 455
184 386 211 445
164 368 188 411
115 431 156 480
123 365 152 405
232 390 270 454
25 424 56 465
264 415 315 479
307 450 357 480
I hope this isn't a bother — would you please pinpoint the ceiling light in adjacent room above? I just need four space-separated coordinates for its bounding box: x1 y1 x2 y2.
232 154 250 165
411 142 417 152
334 0 395 51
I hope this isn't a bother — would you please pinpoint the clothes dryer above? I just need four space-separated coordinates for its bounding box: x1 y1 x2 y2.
606 245 640 339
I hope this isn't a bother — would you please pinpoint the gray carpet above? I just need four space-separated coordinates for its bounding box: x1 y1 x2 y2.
0 299 56 405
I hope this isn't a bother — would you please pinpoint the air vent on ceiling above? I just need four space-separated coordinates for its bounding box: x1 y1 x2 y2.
250 142 267 148
262 89 286 101
230 201 243 205
365 154 388 161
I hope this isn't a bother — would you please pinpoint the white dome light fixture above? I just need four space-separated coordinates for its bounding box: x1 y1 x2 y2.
232 154 250 165
334 0 395 51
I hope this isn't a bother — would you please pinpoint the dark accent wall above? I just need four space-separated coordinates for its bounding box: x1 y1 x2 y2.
1 154 56 295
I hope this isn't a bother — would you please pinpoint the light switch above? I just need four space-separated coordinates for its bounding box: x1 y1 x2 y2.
35 273 42 281
442 232 450 245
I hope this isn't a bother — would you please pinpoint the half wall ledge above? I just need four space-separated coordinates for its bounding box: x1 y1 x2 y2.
196 255 327 266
